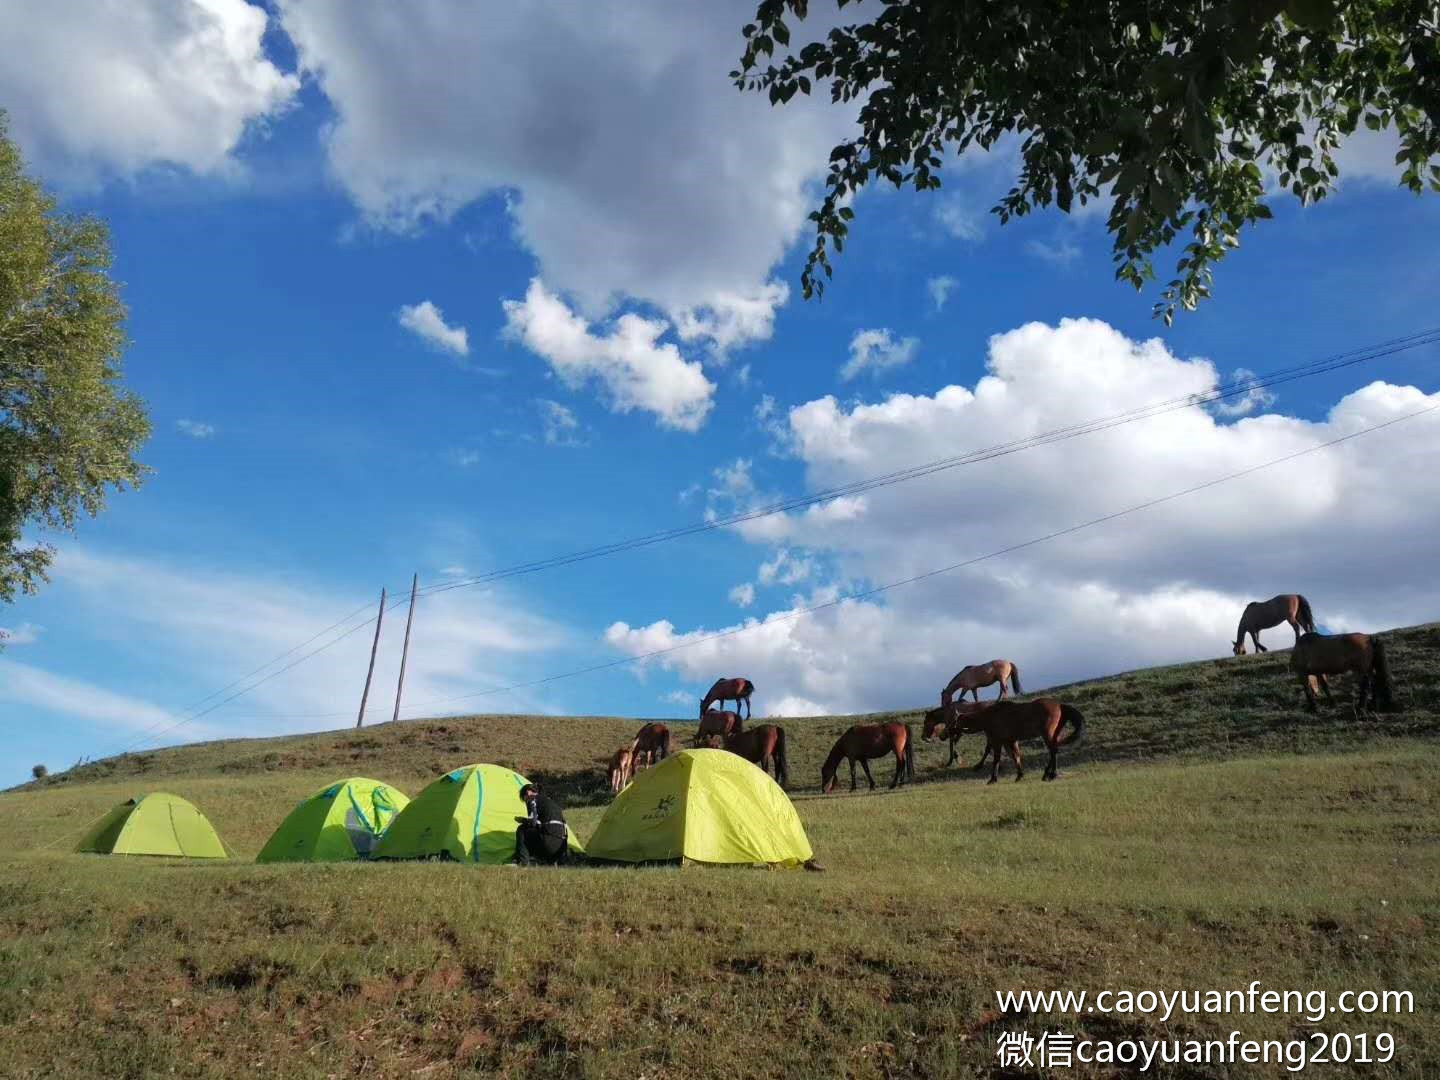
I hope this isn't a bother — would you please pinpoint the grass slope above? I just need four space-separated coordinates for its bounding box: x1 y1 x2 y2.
3 624 1438 1078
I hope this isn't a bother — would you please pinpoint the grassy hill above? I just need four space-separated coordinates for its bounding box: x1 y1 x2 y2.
3 624 1439 1078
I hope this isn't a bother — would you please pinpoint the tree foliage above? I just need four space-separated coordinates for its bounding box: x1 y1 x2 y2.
733 0 1440 322
0 112 150 611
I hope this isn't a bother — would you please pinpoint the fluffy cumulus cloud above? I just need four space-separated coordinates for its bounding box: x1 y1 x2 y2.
841 328 920 381
277 0 857 354
398 300 470 355
503 279 714 431
0 0 297 182
728 583 756 608
605 318 1440 715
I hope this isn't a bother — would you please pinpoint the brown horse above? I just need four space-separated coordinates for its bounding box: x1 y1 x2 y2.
607 746 635 793
1290 632 1394 715
1232 594 1316 654
821 723 915 793
695 708 742 747
941 660 1022 706
971 698 1085 784
921 701 997 769
630 722 674 770
700 676 755 721
701 723 790 787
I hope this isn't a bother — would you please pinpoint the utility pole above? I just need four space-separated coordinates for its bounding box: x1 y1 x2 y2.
356 588 386 728
392 573 419 724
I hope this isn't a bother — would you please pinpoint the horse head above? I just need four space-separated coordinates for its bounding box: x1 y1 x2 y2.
820 765 837 794
921 706 948 741
1232 640 1246 656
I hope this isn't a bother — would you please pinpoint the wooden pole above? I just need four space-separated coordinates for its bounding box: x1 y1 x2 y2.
356 587 386 728
392 573 419 724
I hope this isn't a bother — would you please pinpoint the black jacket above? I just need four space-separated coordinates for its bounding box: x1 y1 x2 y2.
521 793 567 836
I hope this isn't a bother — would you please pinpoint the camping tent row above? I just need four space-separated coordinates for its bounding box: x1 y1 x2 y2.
75 750 813 868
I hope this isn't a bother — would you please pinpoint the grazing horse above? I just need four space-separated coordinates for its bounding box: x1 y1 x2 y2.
607 746 635 793
972 698 1085 784
821 723 915 793
941 660 1022 706
1232 594 1315 654
629 722 673 771
701 724 790 787
700 677 755 721
921 701 997 769
695 708 742 747
1290 632 1394 715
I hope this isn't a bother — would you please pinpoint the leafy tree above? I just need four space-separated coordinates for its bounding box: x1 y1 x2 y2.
1 111 150 615
31 763 47 780
733 0 1440 322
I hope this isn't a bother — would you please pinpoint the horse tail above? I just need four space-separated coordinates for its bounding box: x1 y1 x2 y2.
1371 639 1396 711
1298 595 1316 633
1057 705 1086 747
774 727 788 788
904 724 916 782
1009 665 1022 695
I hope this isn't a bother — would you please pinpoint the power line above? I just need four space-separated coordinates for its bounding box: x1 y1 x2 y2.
408 326 1440 602
96 328 1438 751
389 400 1438 718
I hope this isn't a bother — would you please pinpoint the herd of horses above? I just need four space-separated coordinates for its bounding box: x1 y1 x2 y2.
602 594 1398 796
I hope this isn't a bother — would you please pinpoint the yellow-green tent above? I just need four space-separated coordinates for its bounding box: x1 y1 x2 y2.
585 749 813 867
75 793 227 859
256 778 408 863
371 763 583 864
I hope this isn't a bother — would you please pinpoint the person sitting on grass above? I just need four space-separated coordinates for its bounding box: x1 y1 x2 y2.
513 782 569 866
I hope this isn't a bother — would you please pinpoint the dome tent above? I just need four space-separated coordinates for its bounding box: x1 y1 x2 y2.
75 793 227 859
371 763 583 864
585 749 813 867
256 777 409 863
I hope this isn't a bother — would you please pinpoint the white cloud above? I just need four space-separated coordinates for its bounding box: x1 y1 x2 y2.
0 622 42 646
278 1 858 353
934 195 985 242
0 657 188 736
841 328 920 381
502 279 715 432
604 317 1440 714
398 300 469 356
728 583 756 608
26 546 570 744
1025 237 1081 266
1213 368 1278 418
927 275 958 312
0 0 298 183
450 448 483 467
537 398 585 446
176 419 217 439
757 549 813 587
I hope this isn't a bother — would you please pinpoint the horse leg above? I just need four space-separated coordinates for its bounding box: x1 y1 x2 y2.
1011 742 1024 783
849 758 857 792
1252 630 1267 653
861 759 876 791
1044 739 1058 781
987 739 1000 785
1300 674 1319 712
1289 617 1301 645
945 734 959 767
1319 674 1334 704
890 750 903 789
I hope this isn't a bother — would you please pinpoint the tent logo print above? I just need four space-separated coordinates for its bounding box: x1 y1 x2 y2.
642 795 676 821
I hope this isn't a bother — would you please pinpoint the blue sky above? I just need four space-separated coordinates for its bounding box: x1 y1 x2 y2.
2 1 1438 786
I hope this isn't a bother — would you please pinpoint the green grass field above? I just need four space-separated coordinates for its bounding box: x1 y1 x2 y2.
4 623 1439 1077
